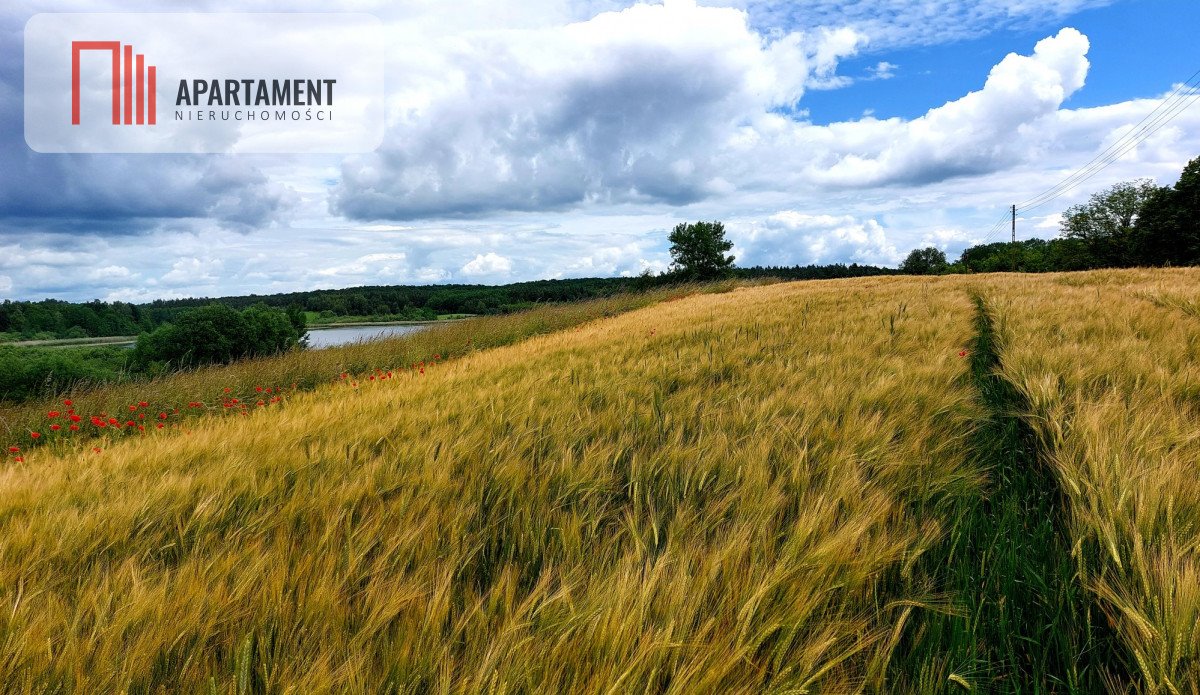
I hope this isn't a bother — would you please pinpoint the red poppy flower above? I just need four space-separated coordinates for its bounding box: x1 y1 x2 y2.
69 425 79 431
126 420 135 428
63 399 73 407
256 400 265 406
108 417 119 425
47 410 61 418
91 416 105 427
158 412 168 420
50 424 61 431
223 387 232 393
128 405 137 412
69 414 81 423
156 423 164 429
7 446 18 453
30 432 41 439
138 401 148 408
255 386 263 392
138 413 146 420
959 350 968 357
93 447 102 454
13 457 22 463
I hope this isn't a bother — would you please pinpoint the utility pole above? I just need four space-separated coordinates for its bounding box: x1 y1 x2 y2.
1011 204 1017 273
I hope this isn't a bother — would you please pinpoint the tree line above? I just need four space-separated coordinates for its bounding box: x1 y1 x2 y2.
901 156 1200 274
1 266 896 343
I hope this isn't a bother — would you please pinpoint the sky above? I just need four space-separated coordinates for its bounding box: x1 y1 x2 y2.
2 0 1199 302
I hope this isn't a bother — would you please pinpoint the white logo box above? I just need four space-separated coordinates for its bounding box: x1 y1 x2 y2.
25 13 385 153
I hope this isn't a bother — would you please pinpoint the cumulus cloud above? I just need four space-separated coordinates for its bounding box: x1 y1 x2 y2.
793 28 1092 187
2 1 1198 303
161 257 224 286
332 21 1106 223
732 212 902 266
331 1 865 220
460 252 514 277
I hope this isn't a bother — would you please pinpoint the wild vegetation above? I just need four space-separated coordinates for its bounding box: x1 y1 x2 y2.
0 285 718 448
983 269 1200 692
1 269 1197 693
0 276 987 692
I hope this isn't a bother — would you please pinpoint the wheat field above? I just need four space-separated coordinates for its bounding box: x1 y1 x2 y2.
1 270 1198 693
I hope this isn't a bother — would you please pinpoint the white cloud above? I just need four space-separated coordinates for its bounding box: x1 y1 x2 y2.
332 1 866 219
796 28 1092 188
460 252 514 277
867 61 897 80
740 0 1116 49
87 265 134 281
0 275 11 292
733 212 903 266
2 3 1198 302
161 257 224 286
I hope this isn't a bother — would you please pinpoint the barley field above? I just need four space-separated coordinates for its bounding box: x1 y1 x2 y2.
1 269 1198 693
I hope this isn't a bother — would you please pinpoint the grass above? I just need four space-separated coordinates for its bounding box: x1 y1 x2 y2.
890 293 1113 693
1 269 1198 692
0 277 983 692
981 268 1200 692
0 287 708 452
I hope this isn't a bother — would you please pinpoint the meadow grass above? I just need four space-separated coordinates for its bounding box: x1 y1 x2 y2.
3 269 1197 693
0 286 712 454
981 268 1200 693
0 277 983 693
888 291 1109 694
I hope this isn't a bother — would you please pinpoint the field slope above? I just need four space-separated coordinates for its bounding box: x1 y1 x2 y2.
0 278 983 693
3 270 1198 693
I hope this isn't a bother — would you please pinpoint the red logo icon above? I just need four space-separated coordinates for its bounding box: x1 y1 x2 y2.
71 41 156 125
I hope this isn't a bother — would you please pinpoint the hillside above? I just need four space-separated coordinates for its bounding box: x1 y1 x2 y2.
1 270 1198 693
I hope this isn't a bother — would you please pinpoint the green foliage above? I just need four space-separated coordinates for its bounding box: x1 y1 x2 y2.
134 304 304 369
0 345 132 401
667 220 736 280
1060 179 1160 267
951 158 1200 273
1131 156 1200 266
899 247 948 275
955 238 1092 273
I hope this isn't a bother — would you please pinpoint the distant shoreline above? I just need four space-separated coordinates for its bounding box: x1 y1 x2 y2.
1 335 138 349
0 317 474 350
306 318 472 329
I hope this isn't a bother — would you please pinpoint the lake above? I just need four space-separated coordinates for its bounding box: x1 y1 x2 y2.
305 324 430 349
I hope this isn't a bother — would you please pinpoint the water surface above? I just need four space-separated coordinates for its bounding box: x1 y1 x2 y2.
305 324 429 349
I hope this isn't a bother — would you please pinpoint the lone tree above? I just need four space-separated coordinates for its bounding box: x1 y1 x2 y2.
900 247 948 275
668 221 736 280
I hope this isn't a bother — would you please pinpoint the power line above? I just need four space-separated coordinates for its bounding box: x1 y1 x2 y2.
978 65 1200 245
1014 68 1200 214
1016 68 1200 211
